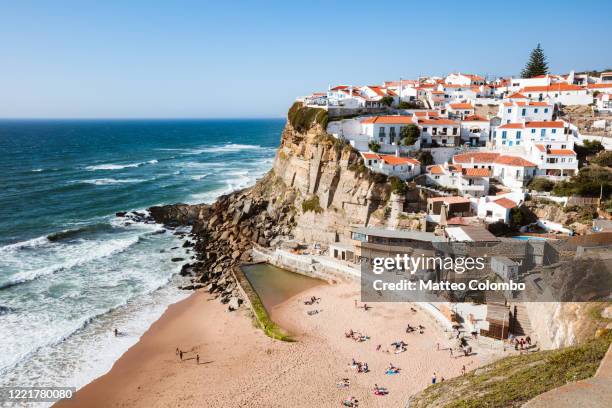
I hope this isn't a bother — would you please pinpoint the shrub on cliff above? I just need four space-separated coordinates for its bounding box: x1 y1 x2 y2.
301 195 323 214
398 101 420 109
400 124 420 146
380 96 394 107
553 166 612 198
528 177 555 192
591 151 612 167
368 141 381 152
416 151 434 166
288 102 328 133
389 176 407 195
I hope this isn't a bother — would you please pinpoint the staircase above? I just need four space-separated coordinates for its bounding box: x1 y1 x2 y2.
510 303 533 336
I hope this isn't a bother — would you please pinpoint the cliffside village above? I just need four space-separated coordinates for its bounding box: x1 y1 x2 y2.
272 71 612 343
299 71 612 228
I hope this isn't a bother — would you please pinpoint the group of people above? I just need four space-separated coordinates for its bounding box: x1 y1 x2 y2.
350 359 369 373
405 323 425 334
511 335 532 351
175 348 199 364
344 329 369 342
304 295 320 305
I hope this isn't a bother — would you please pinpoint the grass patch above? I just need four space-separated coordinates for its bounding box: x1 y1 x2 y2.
409 331 612 408
288 102 328 133
233 265 293 342
302 195 323 213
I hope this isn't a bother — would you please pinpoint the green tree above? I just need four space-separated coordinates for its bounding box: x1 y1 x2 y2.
521 44 549 78
416 151 433 166
368 141 381 152
380 96 394 107
389 176 407 195
398 101 419 109
591 151 612 167
400 124 420 146
527 177 555 192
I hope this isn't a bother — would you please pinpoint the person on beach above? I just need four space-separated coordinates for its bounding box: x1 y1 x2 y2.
449 348 453 357
432 372 437 384
462 365 466 375
436 342 440 351
180 350 183 360
196 354 200 364
114 328 118 337
175 347 179 356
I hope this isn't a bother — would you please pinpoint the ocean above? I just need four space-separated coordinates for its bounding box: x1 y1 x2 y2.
0 119 283 397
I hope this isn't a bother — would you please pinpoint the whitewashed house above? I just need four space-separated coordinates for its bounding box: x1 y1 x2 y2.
460 115 491 146
587 83 612 94
427 90 448 110
361 152 420 180
360 115 414 146
528 144 578 178
426 163 491 197
492 155 537 190
417 118 461 147
498 101 553 124
447 102 475 119
595 93 612 112
445 73 486 86
520 84 592 105
476 196 518 224
494 120 568 148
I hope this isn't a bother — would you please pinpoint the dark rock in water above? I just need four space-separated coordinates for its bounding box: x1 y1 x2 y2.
159 249 166 253
180 263 193 276
134 211 145 218
116 211 127 217
0 305 15 315
171 246 179 250
153 229 166 235
171 257 185 262
182 240 194 248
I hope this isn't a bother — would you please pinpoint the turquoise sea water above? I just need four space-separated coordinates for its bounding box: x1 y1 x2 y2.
0 119 282 396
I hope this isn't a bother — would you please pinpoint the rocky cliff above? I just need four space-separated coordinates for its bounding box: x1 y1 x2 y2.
145 104 391 306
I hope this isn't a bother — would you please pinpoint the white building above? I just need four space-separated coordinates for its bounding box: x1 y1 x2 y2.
587 83 612 94
447 102 475 119
476 196 518 223
520 84 592 105
445 73 486 86
361 152 420 180
460 115 491 147
360 115 414 147
426 163 490 197
595 93 612 112
452 152 537 190
528 144 578 178
498 101 553 124
417 118 461 147
494 120 568 148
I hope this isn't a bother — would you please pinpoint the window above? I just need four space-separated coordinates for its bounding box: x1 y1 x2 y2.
521 108 526 116
502 141 506 145
552 129 556 134
531 129 536 134
544 108 549 113
509 141 513 146
379 127 385 137
516 131 521 139
516 141 521 145
507 108 511 113
390 127 396 140
502 131 507 139
516 170 520 178
561 144 566 149
452 128 458 135
541 129 546 137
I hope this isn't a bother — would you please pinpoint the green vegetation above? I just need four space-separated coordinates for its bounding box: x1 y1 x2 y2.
400 124 420 146
552 166 612 198
409 331 612 408
233 267 293 342
368 141 381 152
380 95 394 107
301 195 323 213
398 101 420 109
575 140 604 165
591 150 612 167
521 43 549 78
389 176 407 195
527 177 555 192
288 102 328 133
416 150 434 166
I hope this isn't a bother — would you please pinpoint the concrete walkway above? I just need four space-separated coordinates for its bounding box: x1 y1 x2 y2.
523 343 612 407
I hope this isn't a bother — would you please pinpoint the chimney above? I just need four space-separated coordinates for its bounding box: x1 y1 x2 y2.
471 157 475 165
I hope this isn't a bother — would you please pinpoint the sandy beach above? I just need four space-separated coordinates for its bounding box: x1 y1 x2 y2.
56 282 494 407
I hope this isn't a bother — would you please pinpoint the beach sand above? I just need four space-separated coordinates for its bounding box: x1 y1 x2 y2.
56 282 493 407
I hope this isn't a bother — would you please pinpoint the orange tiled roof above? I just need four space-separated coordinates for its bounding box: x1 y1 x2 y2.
429 165 444 175
548 149 576 156
493 198 517 209
525 121 564 128
449 103 474 109
428 196 471 204
462 168 491 177
361 115 413 124
462 115 488 122
418 119 458 125
587 83 612 89
498 123 524 129
494 155 537 167
520 84 584 92
453 152 500 163
362 152 419 165
535 144 546 152
507 92 528 99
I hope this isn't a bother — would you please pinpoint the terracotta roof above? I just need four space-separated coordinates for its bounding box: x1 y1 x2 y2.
361 115 413 124
431 90 445 94
528 101 550 106
453 152 500 163
462 168 491 177
361 152 380 160
365 86 385 97
587 83 612 89
429 165 444 175
428 196 471 204
462 115 488 122
520 84 584 92
507 92 528 99
381 155 420 165
330 85 349 91
414 111 439 117
494 155 537 167
535 144 546 152
418 119 458 125
493 198 517 209
525 121 564 128
449 103 474 109
548 149 576 156
498 123 524 129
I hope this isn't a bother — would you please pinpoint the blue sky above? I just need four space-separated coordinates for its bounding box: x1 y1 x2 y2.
0 0 610 118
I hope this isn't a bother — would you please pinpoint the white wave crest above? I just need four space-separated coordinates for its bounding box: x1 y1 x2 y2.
80 178 148 185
